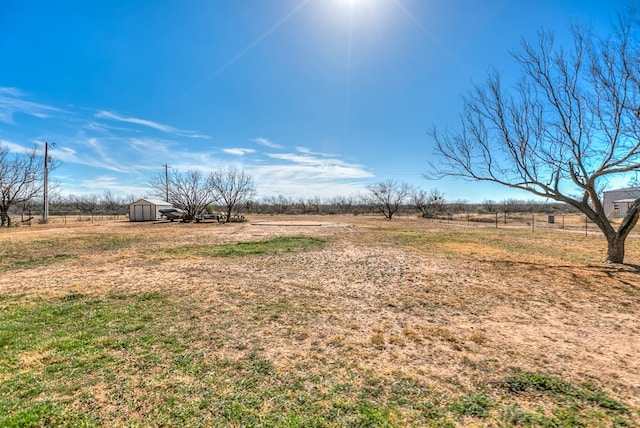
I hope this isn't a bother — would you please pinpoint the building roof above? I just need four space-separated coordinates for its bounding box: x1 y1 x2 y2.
131 198 171 206
603 186 640 194
613 198 637 203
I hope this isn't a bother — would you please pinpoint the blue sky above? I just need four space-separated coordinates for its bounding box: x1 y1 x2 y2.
0 0 624 202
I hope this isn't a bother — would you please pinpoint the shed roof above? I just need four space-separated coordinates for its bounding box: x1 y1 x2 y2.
603 186 640 194
131 198 171 206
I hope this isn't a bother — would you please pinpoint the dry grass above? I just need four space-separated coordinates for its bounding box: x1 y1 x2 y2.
1 214 639 426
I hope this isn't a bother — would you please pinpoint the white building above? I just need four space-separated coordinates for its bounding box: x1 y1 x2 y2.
129 199 172 222
602 187 640 218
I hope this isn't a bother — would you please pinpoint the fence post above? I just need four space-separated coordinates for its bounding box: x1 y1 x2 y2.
532 215 535 232
495 212 498 228
585 216 588 236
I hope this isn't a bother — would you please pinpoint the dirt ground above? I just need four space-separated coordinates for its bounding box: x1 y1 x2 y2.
2 214 639 412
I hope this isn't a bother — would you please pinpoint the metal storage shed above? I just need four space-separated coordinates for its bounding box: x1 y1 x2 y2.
129 199 172 222
602 187 640 218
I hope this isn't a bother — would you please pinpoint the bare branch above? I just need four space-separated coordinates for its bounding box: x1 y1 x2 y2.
428 9 640 262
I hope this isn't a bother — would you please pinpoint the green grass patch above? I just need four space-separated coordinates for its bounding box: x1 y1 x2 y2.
501 371 628 412
0 253 75 272
448 393 492 419
0 235 135 272
0 292 449 426
162 236 327 258
0 294 634 427
496 371 630 426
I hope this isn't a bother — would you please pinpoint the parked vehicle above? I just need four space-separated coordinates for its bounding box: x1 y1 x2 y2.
159 208 186 221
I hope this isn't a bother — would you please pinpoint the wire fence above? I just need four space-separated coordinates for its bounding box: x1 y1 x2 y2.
11 212 126 226
7 210 640 239
422 212 640 237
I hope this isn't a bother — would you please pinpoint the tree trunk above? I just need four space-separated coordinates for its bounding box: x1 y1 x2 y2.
605 199 640 264
0 210 10 227
605 234 626 264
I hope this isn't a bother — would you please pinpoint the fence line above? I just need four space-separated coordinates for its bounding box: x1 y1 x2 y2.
425 212 640 237
6 211 640 239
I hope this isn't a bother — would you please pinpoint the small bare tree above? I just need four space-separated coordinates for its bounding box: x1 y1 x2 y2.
74 194 100 220
208 167 255 222
153 169 215 220
413 188 445 218
365 180 413 220
101 190 129 217
480 200 496 214
0 145 47 227
429 10 640 263
331 196 355 214
273 195 292 215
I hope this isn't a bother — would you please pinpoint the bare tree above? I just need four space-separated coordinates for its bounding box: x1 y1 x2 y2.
365 180 413 220
297 198 308 214
449 199 469 215
309 196 322 214
101 190 127 217
123 193 140 206
480 199 496 214
169 169 215 220
429 10 640 263
0 145 47 227
502 198 524 214
273 194 292 215
413 188 445 218
330 196 355 214
74 194 100 220
208 167 255 222
148 173 169 202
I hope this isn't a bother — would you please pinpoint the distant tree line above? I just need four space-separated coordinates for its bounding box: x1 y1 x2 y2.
17 192 578 224
20 191 137 221
0 143 583 226
5 176 581 225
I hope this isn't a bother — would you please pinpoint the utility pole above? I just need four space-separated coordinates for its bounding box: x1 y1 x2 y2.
162 164 170 202
42 142 55 223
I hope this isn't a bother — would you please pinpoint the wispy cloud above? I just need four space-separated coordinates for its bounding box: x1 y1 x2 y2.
223 148 256 156
0 87 64 123
267 153 323 165
219 145 375 198
295 146 338 157
251 163 370 198
0 138 38 154
71 175 149 196
128 137 170 152
95 110 210 139
262 149 373 181
56 138 129 173
252 137 283 149
0 88 375 199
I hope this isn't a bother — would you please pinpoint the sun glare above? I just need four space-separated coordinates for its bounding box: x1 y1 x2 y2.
337 0 368 7
331 0 385 20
